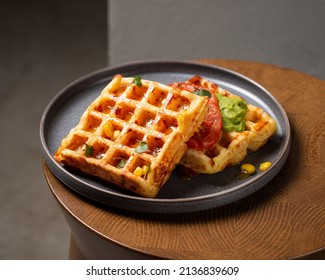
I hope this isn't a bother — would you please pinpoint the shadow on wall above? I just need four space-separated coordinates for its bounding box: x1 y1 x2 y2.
0 0 107 259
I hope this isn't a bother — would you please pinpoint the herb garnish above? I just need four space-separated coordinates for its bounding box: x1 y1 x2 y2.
117 159 126 169
85 144 94 157
135 141 149 153
193 89 211 98
133 75 142 87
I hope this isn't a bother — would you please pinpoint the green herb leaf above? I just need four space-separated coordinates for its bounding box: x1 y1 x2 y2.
85 144 93 157
135 141 149 153
193 89 211 98
117 159 126 169
133 75 142 87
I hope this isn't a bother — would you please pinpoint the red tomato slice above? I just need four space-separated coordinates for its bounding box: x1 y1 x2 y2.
187 92 222 151
170 76 222 151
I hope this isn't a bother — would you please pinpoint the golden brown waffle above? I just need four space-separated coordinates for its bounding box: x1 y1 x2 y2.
54 75 208 197
173 77 277 174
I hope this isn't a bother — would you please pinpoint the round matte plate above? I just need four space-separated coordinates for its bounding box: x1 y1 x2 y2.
40 60 291 214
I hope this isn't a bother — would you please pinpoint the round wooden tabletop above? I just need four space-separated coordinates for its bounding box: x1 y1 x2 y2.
43 59 325 259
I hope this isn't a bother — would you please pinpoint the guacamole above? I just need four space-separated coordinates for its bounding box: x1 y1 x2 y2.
216 94 248 132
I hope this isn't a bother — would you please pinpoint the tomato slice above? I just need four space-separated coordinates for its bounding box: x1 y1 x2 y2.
187 91 222 151
170 76 222 151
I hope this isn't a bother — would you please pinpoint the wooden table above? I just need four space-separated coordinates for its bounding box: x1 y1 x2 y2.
43 59 325 260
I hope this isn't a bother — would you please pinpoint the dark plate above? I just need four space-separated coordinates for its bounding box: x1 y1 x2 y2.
40 60 291 214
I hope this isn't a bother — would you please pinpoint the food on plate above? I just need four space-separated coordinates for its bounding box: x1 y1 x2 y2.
54 74 277 198
170 76 277 174
54 75 209 198
259 161 272 172
240 163 256 175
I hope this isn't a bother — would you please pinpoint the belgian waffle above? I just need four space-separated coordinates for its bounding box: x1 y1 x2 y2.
171 76 277 174
54 75 208 197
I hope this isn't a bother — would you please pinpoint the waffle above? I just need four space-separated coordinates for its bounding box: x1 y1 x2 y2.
171 76 277 174
54 75 209 197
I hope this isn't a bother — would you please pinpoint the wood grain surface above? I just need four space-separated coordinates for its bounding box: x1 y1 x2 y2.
43 59 325 259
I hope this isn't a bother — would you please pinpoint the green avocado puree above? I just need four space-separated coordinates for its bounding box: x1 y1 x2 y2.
216 94 248 132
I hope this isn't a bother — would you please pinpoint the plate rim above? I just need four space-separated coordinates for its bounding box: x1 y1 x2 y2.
40 59 291 213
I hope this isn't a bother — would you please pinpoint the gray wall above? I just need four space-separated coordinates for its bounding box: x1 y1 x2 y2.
108 0 325 80
0 0 107 259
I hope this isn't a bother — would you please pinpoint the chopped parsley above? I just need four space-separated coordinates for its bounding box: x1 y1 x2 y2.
85 144 94 157
135 141 149 153
193 89 211 98
133 75 142 87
